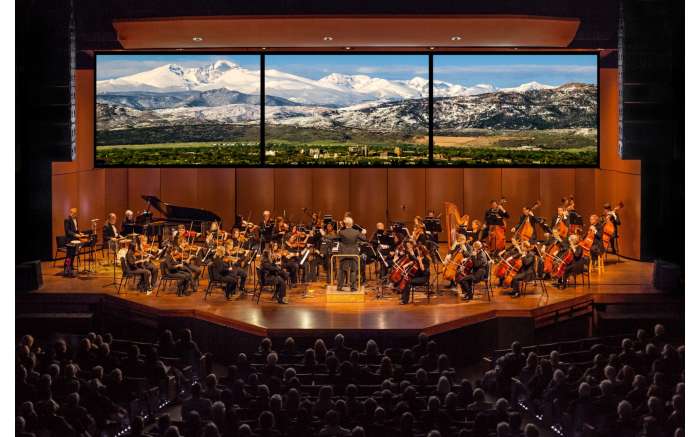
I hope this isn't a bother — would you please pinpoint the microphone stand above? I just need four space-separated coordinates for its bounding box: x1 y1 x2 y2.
102 242 119 290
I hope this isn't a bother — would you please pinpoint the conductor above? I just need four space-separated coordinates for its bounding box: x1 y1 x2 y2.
336 217 367 291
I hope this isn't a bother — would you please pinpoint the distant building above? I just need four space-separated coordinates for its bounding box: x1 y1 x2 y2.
265 150 276 157
394 147 401 157
380 151 389 159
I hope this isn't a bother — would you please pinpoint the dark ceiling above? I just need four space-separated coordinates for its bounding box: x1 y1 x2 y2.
76 0 619 64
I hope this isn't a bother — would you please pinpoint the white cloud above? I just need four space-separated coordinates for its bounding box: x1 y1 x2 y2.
434 64 596 75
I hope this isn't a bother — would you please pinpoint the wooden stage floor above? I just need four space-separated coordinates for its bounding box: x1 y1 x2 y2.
31 257 666 337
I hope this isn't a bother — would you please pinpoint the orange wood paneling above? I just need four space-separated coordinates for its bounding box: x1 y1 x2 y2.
197 169 236 229
388 169 426 225
539 169 575 222
426 169 464 240
51 173 79 254
463 169 501 220
501 169 540 236
349 169 387 230
312 168 350 219
236 168 275 223
597 170 641 258
574 169 597 222
77 170 106 233
599 68 641 175
127 169 161 210
273 169 313 223
114 15 580 49
76 70 95 172
160 169 198 206
105 169 128 219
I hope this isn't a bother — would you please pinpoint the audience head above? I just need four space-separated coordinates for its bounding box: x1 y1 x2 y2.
524 423 540 437
496 422 510 437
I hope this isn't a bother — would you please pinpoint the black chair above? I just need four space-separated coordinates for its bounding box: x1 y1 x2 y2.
204 263 227 301
474 263 494 302
118 257 136 295
156 262 181 296
519 259 549 304
253 267 278 304
570 260 591 288
53 236 68 267
410 279 433 303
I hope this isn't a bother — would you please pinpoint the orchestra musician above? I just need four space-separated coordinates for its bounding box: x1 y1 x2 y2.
259 210 274 250
336 217 367 291
444 233 471 290
121 210 135 235
133 237 159 289
551 207 570 238
211 247 238 300
464 219 483 243
102 213 123 253
261 250 289 304
399 241 431 305
557 235 587 289
564 196 584 235
163 245 194 296
484 199 509 251
125 242 154 294
63 207 84 277
509 241 537 297
371 222 394 278
587 214 605 262
223 241 249 294
457 241 488 301
411 216 428 245
603 203 622 253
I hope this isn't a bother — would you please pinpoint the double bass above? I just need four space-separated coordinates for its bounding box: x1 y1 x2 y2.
514 200 541 242
602 202 624 251
486 198 508 252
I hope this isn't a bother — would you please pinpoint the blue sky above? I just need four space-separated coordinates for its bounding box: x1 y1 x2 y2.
265 55 428 80
96 54 260 80
434 54 597 88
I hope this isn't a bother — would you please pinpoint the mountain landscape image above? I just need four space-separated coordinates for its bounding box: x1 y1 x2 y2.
95 54 598 166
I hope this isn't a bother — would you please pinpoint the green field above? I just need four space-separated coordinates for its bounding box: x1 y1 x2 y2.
96 142 260 166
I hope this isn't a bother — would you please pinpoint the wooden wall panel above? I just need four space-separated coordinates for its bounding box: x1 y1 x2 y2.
77 170 106 229
599 68 640 175
574 169 597 222
349 169 387 230
236 169 275 223
76 70 95 172
597 170 641 258
105 169 128 218
463 169 501 220
426 169 463 240
273 169 313 223
127 169 161 210
160 169 198 206
501 169 540 236
388 169 426 225
539 169 575 222
51 173 79 254
312 168 350 219
197 169 236 229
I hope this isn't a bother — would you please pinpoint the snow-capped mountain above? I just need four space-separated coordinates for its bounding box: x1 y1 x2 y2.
97 59 567 107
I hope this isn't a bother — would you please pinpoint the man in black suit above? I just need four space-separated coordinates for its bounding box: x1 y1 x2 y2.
260 251 288 304
63 207 83 276
336 217 366 291
121 210 135 235
259 210 274 251
103 213 122 253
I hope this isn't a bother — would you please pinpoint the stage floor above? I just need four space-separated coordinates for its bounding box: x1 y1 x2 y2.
32 257 666 336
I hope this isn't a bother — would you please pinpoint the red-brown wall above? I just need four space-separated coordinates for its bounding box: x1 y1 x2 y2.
52 68 641 259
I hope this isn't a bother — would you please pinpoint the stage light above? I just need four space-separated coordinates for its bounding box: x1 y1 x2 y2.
450 36 462 41
323 36 333 41
192 36 203 42
429 47 435 50
345 47 351 50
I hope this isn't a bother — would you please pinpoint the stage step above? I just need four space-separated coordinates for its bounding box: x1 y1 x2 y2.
325 286 366 303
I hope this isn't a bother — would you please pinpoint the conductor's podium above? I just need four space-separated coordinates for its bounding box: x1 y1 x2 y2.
326 254 365 303
325 285 366 303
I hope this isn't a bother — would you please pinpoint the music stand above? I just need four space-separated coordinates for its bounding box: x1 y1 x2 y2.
424 217 442 243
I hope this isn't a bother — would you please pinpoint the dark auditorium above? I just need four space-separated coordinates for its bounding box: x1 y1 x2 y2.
14 1 686 437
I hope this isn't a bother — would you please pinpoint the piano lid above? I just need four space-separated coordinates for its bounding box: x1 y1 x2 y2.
141 195 221 224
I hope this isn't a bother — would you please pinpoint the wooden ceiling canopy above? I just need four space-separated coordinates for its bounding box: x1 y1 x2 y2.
113 15 581 49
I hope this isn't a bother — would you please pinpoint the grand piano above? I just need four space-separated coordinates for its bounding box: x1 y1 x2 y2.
125 195 221 242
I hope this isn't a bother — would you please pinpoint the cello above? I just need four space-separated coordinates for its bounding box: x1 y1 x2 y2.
442 235 468 282
503 240 525 287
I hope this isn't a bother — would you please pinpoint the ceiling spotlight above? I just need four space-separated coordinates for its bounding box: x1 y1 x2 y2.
261 47 267 50
429 47 435 50
323 36 333 41
192 36 203 42
450 36 462 41
345 47 351 50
